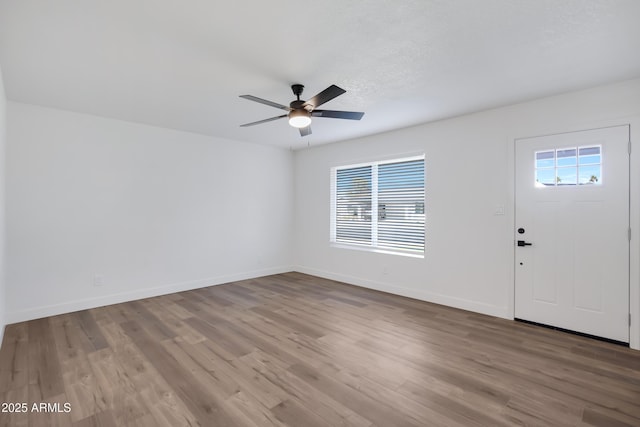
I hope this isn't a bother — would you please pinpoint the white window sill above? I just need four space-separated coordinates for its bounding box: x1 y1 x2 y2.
330 242 424 259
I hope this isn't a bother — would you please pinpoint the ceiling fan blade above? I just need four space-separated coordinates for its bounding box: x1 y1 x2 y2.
299 126 312 137
240 114 287 127
303 85 346 109
311 110 364 120
239 95 290 111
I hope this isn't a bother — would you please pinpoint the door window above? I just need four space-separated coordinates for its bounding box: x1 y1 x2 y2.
535 146 601 186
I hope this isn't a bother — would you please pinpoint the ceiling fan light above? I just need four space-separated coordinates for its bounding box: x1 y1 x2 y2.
288 110 311 128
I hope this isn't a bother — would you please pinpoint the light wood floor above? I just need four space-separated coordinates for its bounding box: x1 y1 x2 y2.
0 272 639 426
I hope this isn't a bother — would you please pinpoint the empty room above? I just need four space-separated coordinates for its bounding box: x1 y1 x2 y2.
0 1 640 426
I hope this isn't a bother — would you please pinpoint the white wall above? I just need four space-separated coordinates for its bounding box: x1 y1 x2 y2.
5 79 640 350
6 103 294 322
0 65 6 344
294 78 640 349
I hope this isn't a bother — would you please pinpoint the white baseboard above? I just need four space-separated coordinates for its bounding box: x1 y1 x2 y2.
294 265 510 319
6 266 293 324
6 265 510 324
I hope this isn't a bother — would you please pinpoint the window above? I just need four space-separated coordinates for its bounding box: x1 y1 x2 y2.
331 155 425 256
535 145 601 186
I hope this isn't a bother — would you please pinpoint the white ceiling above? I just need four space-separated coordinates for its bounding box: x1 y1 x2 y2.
1 1 639 149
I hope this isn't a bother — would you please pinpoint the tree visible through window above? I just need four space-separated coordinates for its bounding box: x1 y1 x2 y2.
535 145 602 186
331 156 425 255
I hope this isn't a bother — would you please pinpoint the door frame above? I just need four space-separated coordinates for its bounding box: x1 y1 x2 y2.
507 120 639 350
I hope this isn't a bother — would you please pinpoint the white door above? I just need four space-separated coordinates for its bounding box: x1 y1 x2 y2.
515 125 630 343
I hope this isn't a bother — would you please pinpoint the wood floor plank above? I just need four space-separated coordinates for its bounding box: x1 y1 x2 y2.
50 314 89 364
581 405 640 427
149 298 195 321
127 301 178 341
239 350 373 427
330 367 476 427
396 378 510 426
0 385 28 427
224 390 288 427
72 409 118 427
73 311 110 352
27 393 73 427
161 337 240 399
0 272 638 426
207 286 261 309
0 323 28 393
184 316 255 359
286 362 425 427
119 320 239 427
138 383 200 427
87 347 155 426
27 318 65 400
190 287 234 308
270 399 334 427
143 299 206 344
61 348 107 422
250 306 326 339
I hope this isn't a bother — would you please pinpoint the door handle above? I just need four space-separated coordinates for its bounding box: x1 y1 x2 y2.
517 240 532 247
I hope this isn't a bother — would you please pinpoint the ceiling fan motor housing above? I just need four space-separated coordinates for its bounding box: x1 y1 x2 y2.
291 84 305 99
290 100 306 110
289 85 311 128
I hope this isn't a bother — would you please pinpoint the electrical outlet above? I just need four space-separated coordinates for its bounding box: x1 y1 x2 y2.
93 274 104 287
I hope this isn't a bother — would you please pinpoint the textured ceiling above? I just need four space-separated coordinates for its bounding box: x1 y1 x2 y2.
1 0 639 149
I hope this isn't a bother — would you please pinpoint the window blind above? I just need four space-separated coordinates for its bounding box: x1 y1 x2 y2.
335 165 372 244
377 159 425 252
332 156 425 255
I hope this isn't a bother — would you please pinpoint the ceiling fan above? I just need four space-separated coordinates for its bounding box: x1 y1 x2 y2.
239 84 364 137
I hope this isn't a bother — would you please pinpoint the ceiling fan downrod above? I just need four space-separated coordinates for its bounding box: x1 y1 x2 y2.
291 84 304 101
